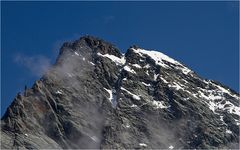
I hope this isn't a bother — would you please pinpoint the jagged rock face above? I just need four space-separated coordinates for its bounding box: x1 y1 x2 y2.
1 36 239 149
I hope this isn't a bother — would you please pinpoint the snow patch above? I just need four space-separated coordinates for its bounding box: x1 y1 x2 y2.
104 88 117 108
74 52 80 56
123 66 136 74
97 53 126 66
198 90 223 101
126 124 130 128
234 119 240 125
67 73 74 77
208 101 217 112
143 64 150 68
209 81 239 99
90 136 99 142
181 67 192 75
104 88 113 102
132 95 140 100
132 48 192 75
56 90 63 95
152 100 168 109
205 98 240 116
169 145 174 149
146 70 150 76
169 82 184 91
141 82 151 87
89 62 95 66
192 86 240 116
131 64 142 68
220 116 224 122
160 77 168 84
132 48 177 66
139 143 147 147
154 74 159 81
226 129 232 134
130 104 138 108
121 87 140 100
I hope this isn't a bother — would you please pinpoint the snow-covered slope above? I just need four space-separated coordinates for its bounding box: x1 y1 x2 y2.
129 47 239 118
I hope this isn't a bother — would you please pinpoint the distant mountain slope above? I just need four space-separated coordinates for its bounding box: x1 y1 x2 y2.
1 36 239 149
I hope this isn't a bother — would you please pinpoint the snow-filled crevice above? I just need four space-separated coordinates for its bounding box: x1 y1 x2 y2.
104 88 118 108
112 60 129 108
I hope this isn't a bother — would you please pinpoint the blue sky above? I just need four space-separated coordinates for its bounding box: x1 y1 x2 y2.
1 1 239 115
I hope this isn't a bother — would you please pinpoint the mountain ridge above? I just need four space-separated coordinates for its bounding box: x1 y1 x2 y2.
1 36 239 149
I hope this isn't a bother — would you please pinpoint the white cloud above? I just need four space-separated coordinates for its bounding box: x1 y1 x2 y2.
14 53 51 77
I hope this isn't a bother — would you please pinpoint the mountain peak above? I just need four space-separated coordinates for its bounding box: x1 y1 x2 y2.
59 35 120 55
1 36 239 149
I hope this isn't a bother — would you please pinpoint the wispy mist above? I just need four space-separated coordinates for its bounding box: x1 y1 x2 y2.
14 53 51 77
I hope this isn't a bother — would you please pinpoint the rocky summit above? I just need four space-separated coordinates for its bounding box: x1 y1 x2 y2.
1 36 239 149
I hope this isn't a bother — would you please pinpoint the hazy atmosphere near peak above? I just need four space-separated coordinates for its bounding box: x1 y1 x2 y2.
1 1 239 116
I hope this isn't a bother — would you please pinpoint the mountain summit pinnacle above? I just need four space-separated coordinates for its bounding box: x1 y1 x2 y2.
1 36 239 149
